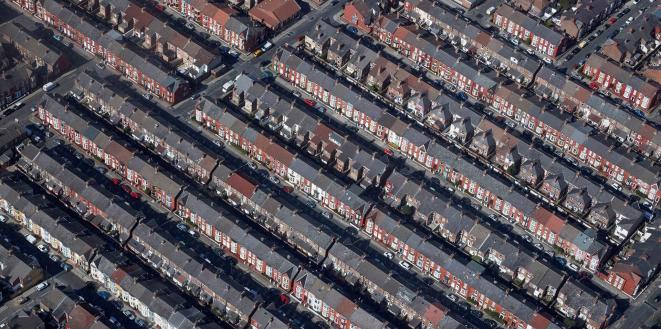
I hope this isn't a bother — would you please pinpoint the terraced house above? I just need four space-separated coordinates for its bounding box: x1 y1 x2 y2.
582 53 661 113
35 95 183 210
492 4 568 59
34 0 189 104
171 0 264 52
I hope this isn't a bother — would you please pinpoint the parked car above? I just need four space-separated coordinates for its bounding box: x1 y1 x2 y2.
398 261 411 270
567 263 580 272
97 290 111 300
25 234 37 244
303 99 316 107
446 293 457 302
305 199 317 208
37 244 48 253
123 310 136 321
36 282 49 291
383 251 393 260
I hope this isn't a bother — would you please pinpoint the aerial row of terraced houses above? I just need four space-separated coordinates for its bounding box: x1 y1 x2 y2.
342 0 661 202
24 81 466 329
2 0 659 328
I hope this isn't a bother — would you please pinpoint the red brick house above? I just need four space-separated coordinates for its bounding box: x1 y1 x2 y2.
178 0 264 52
36 0 189 104
292 271 386 329
176 190 299 291
492 4 568 59
582 53 660 113
36 95 183 211
343 0 381 33
248 0 301 31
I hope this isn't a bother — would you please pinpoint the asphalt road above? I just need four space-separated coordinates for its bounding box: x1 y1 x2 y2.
612 277 661 329
172 0 350 109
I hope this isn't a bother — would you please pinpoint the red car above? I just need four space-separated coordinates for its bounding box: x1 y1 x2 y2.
155 4 165 11
383 148 394 157
607 17 617 25
282 186 294 193
303 99 316 107
111 178 121 185
121 184 132 193
130 191 140 199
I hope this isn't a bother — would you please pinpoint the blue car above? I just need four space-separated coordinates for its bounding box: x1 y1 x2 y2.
347 26 359 35
97 290 111 300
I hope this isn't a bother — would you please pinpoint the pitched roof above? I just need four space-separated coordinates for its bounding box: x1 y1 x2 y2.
249 0 301 29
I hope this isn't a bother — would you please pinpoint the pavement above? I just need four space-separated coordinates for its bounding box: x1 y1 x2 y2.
611 276 661 329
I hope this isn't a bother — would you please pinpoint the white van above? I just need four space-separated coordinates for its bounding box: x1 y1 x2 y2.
261 41 273 52
42 82 57 92
221 80 235 93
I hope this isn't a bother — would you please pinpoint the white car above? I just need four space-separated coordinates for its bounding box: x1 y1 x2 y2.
567 263 580 272
611 182 622 191
398 261 411 270
37 244 48 253
261 41 273 52
0 215 6 223
36 282 50 291
25 234 37 244
447 293 458 302
383 251 393 260
177 223 188 231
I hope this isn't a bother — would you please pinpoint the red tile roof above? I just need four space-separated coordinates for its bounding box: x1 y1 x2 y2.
609 263 643 296
123 5 156 31
204 3 238 26
249 0 301 29
529 312 552 329
422 303 446 326
226 172 257 198
67 305 97 329
533 207 565 234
